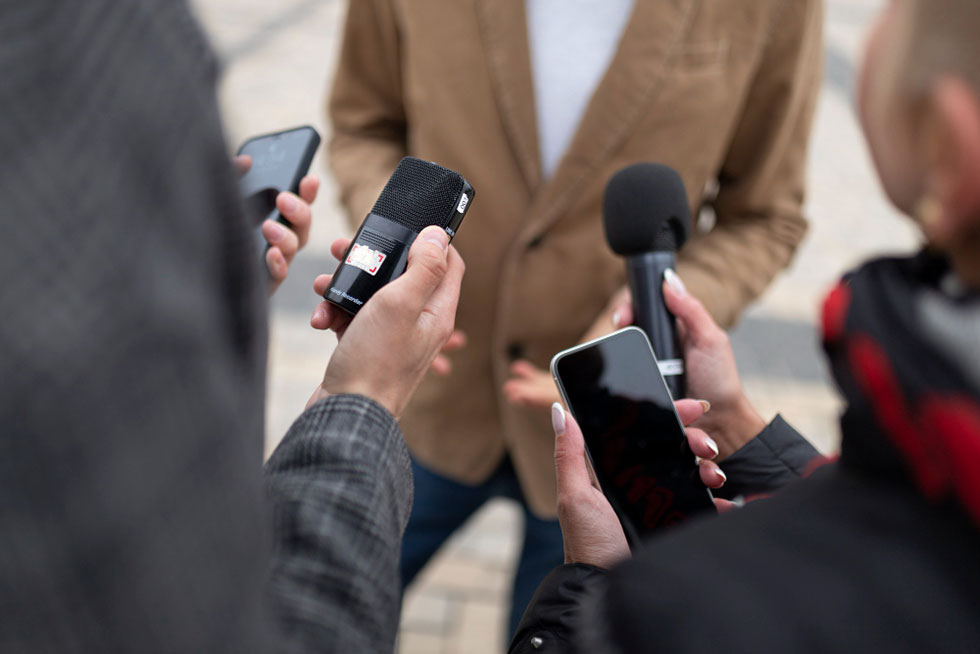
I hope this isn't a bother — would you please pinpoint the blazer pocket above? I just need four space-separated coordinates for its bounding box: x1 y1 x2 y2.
669 40 730 76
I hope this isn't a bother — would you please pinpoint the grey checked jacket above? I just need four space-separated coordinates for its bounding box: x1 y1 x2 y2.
0 1 411 652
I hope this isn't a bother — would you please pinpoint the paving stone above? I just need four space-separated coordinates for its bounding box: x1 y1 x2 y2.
400 590 456 634
397 630 449 654
449 595 509 654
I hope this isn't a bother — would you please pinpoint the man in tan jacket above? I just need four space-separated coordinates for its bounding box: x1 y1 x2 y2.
327 0 822 635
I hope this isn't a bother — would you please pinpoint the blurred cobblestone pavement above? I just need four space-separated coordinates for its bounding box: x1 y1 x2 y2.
190 1 917 651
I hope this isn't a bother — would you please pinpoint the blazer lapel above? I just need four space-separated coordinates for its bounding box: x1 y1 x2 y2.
477 0 542 192
522 0 698 239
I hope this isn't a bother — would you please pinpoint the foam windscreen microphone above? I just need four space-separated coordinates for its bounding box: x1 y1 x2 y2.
603 163 690 398
326 157 475 314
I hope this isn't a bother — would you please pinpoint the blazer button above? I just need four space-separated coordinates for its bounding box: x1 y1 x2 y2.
507 343 524 360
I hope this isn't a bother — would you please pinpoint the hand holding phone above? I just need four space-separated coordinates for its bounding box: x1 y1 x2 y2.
552 327 716 547
236 125 320 265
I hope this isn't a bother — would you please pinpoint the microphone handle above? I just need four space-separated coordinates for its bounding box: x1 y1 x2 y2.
626 252 685 399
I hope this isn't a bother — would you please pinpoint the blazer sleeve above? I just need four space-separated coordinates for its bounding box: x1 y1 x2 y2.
264 394 413 653
677 0 823 328
327 0 408 228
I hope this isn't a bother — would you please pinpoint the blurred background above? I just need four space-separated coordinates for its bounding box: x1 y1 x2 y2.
189 0 915 651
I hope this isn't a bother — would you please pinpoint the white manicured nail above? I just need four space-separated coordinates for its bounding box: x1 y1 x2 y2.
551 402 566 437
664 268 687 295
705 436 719 458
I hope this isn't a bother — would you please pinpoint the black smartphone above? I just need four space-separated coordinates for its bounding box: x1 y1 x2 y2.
236 125 321 259
551 326 715 547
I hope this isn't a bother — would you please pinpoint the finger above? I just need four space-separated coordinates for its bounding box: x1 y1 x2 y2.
685 426 720 460
233 154 252 176
509 359 541 380
442 330 467 353
714 498 738 513
553 405 597 497
382 226 451 315
262 220 300 263
413 239 465 323
330 237 353 262
276 191 312 247
504 378 544 406
611 299 634 329
298 174 320 204
674 398 709 426
662 271 718 344
265 247 288 284
313 273 333 296
502 379 525 404
430 354 452 376
504 381 558 408
699 460 727 489
311 300 352 333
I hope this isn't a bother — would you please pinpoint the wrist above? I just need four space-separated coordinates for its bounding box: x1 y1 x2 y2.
320 378 402 418
306 386 332 410
707 393 766 460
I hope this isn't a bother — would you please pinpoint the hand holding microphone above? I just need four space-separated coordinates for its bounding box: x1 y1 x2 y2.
610 272 764 459
602 163 690 399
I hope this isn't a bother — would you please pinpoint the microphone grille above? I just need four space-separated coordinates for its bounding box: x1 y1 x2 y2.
602 163 690 255
372 157 466 232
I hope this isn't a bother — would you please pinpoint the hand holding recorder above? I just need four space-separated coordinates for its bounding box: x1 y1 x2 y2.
309 227 465 418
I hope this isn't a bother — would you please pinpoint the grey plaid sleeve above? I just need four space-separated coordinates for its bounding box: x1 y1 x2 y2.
264 394 413 653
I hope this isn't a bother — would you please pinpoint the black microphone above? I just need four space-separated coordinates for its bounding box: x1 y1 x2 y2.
326 157 475 314
602 163 690 399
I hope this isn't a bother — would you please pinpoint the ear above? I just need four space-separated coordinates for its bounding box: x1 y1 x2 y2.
923 77 980 246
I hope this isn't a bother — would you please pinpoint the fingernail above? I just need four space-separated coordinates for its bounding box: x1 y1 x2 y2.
279 194 299 213
421 227 449 251
266 222 285 243
704 436 719 458
551 402 566 437
612 310 622 328
664 268 687 295
313 306 326 322
715 466 727 483
697 399 711 414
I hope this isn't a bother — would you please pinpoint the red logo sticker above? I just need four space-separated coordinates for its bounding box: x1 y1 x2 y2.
347 243 387 276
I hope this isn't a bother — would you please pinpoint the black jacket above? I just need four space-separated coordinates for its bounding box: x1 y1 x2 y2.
511 417 980 653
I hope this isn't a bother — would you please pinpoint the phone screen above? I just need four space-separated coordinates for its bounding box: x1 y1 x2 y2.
238 126 319 197
553 327 715 545
237 126 320 259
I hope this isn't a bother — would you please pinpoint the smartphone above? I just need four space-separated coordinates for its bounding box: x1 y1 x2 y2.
236 125 321 259
551 326 715 546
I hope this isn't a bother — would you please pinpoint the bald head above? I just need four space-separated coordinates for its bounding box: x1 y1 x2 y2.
906 0 980 94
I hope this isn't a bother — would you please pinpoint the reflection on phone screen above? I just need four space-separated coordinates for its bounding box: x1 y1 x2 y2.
556 328 715 545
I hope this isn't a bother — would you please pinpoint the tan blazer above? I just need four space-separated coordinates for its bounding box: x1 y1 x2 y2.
328 0 822 516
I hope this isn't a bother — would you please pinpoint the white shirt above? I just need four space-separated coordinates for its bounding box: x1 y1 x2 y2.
526 0 635 179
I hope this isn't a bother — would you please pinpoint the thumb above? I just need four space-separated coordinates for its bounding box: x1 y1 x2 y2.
386 226 450 313
662 269 716 344
553 404 596 496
